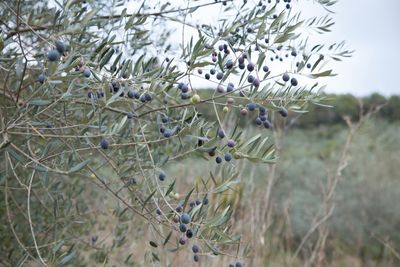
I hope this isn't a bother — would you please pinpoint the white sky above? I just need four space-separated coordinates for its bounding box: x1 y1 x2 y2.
147 0 400 96
308 0 400 96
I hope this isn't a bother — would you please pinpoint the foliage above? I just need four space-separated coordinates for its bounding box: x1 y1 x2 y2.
290 93 400 128
156 118 400 266
273 119 400 264
0 0 350 266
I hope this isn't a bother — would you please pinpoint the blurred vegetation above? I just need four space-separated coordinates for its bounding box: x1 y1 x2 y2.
275 119 400 263
297 93 400 127
197 90 400 128
167 93 400 266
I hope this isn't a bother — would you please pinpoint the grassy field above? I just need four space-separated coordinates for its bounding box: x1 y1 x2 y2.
162 118 400 266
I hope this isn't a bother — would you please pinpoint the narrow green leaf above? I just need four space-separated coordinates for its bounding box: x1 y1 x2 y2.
58 251 76 266
29 99 51 106
165 179 176 197
142 190 156 210
69 159 90 173
163 231 173 246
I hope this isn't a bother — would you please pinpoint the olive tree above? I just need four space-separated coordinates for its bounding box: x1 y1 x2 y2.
0 0 351 266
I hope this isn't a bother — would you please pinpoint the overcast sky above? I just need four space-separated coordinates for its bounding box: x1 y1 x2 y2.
158 0 400 96
307 0 400 96
118 0 400 96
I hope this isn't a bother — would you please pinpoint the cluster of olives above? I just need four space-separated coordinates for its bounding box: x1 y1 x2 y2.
87 90 104 99
88 78 154 106
177 82 192 100
194 40 298 120
191 244 201 262
189 197 209 207
44 40 92 79
37 40 67 83
205 99 290 165
205 129 235 164
282 73 298 86
39 41 94 88
47 40 66 62
192 0 314 100
255 0 293 10
175 83 202 105
228 261 244 267
152 195 209 263
159 115 182 138
246 104 272 129
109 80 123 96
176 212 194 243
